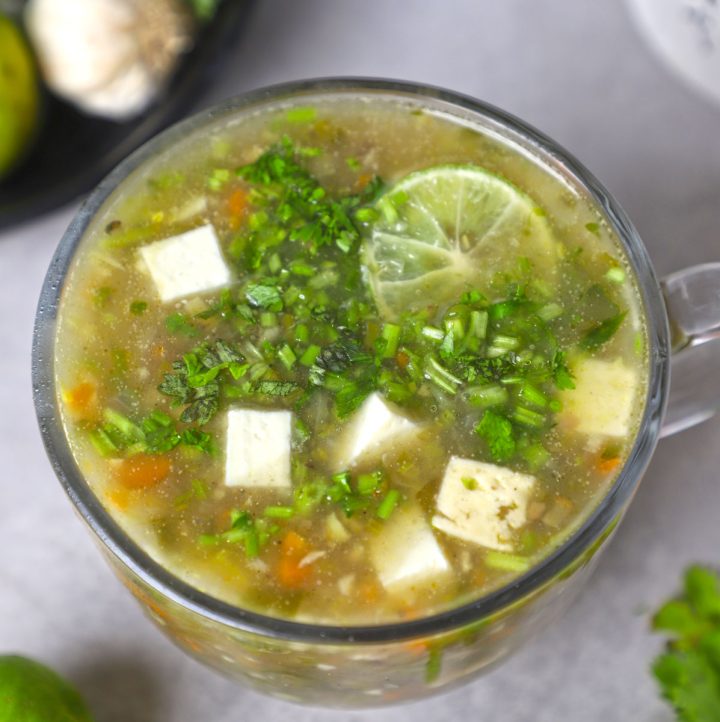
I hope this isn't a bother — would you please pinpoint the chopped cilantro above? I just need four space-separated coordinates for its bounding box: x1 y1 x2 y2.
475 409 516 463
165 312 197 337
129 300 148 315
245 282 284 311
580 311 627 351
652 566 720 721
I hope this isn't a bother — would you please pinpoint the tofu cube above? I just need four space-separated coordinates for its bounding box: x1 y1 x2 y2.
371 504 450 591
560 358 637 438
432 456 535 551
225 408 292 488
333 392 420 469
139 224 231 302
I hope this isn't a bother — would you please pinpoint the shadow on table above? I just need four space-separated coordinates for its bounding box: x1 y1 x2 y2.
70 653 168 722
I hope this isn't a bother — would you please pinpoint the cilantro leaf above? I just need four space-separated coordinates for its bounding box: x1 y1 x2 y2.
580 311 626 351
652 566 720 722
475 409 516 463
245 282 283 311
255 380 299 397
158 340 244 425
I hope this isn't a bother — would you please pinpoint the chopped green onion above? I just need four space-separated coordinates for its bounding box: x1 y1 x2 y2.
537 302 563 321
264 505 295 519
244 528 260 557
605 267 626 283
513 406 546 428
103 408 144 441
289 260 314 276
519 384 547 408
278 344 296 370
381 323 401 358
299 344 321 366
485 550 531 572
357 471 383 496
468 310 488 339
294 324 309 343
259 312 277 328
88 428 117 456
421 325 444 343
424 357 462 394
467 385 508 408
491 335 520 351
268 253 282 274
377 489 401 519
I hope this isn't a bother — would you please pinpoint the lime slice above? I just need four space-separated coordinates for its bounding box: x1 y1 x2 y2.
363 165 560 319
0 15 40 179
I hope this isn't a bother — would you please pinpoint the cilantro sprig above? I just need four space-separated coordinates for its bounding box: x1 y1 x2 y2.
652 566 720 722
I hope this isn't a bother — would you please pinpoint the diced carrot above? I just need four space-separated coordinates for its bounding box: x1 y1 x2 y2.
356 173 372 190
597 456 621 474
357 579 380 603
227 188 249 230
403 639 428 655
63 381 96 414
277 531 313 588
228 188 248 216
395 350 410 369
114 454 171 490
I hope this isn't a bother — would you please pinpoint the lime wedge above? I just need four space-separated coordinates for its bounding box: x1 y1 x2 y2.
0 15 40 179
363 165 560 319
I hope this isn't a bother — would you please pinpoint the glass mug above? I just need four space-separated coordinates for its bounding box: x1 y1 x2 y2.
32 79 720 707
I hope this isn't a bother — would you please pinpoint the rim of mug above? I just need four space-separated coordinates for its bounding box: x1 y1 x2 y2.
32 77 670 644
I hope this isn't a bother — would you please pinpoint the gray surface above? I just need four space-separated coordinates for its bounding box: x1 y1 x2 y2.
1 1 719 720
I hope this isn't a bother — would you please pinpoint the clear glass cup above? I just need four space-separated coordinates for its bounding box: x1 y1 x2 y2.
32 78 720 707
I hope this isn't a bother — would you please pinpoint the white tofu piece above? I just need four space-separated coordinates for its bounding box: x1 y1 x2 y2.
333 392 420 469
560 358 637 438
432 456 535 551
225 408 292 489
371 504 450 591
138 224 231 302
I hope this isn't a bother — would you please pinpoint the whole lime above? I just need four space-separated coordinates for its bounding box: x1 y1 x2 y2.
0 14 40 179
0 655 94 722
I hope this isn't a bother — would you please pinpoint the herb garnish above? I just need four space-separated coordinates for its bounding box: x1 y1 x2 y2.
652 566 720 721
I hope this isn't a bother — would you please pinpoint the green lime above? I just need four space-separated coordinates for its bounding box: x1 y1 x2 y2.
363 165 560 319
0 655 94 722
0 15 40 179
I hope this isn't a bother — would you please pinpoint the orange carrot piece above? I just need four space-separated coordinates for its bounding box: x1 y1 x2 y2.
228 188 248 217
277 531 313 588
597 456 621 474
114 454 171 490
64 381 96 413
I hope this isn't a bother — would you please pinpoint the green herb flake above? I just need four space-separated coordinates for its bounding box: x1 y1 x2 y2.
475 409 516 463
585 222 600 237
580 311 627 351
285 107 317 124
165 312 197 337
129 300 148 315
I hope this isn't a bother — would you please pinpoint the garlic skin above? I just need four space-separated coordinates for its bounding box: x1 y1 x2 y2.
25 0 194 120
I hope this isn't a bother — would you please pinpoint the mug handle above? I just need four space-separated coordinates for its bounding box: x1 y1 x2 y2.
661 262 720 436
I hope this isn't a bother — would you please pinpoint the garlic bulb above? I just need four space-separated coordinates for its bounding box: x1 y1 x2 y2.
25 0 194 120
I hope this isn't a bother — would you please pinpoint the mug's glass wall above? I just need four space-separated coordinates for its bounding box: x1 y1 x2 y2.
33 80 671 706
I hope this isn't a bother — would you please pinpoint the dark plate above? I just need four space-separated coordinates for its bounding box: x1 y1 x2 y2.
0 0 255 230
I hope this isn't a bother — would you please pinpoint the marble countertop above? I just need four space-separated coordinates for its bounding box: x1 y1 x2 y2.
2 1 719 720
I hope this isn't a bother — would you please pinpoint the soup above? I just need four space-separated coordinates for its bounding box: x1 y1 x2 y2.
55 98 647 626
